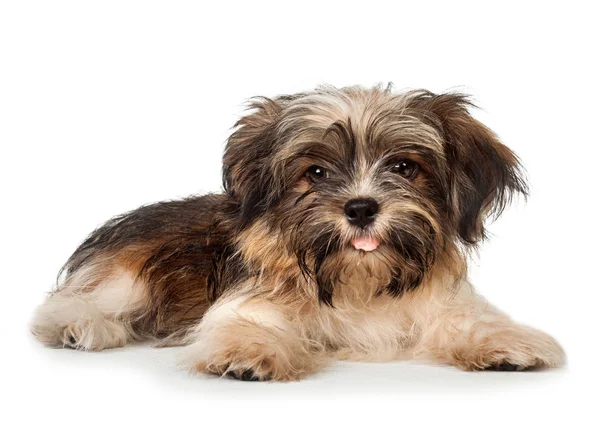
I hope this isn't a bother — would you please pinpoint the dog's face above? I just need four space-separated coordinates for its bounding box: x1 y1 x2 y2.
224 86 527 304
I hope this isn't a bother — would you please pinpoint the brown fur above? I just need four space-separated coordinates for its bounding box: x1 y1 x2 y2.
31 85 564 381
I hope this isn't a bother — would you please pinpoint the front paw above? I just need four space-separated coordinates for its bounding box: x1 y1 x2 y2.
226 369 262 381
179 319 317 382
200 340 281 382
450 325 566 372
484 361 531 371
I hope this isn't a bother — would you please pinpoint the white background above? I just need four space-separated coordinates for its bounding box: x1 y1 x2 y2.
1 1 598 445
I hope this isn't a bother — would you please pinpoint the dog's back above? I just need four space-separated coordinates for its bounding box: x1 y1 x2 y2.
31 193 240 348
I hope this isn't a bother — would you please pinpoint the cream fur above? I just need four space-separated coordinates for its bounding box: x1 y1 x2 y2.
31 256 565 378
178 268 565 379
31 264 146 351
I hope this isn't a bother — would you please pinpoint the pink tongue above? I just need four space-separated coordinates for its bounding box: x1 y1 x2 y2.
351 236 380 252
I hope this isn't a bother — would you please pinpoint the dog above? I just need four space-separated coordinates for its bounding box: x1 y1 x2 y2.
31 85 565 380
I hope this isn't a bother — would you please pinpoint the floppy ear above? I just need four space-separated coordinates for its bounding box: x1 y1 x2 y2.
223 97 284 226
428 94 528 244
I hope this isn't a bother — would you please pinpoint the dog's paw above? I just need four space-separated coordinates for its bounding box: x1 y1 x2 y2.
450 325 566 372
200 341 280 382
179 318 320 382
226 369 262 381
61 318 128 351
31 299 128 351
483 361 532 372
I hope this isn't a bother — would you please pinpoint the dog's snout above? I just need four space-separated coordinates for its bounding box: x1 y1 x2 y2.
344 198 379 228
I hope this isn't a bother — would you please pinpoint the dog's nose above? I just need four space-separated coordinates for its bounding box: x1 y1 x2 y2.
344 198 379 228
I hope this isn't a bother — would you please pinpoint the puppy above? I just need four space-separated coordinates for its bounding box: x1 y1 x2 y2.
31 85 565 380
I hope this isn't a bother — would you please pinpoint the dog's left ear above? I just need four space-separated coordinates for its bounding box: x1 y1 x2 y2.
223 97 285 226
427 93 528 244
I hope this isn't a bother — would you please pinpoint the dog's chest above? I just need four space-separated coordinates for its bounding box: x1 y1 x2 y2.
311 275 417 356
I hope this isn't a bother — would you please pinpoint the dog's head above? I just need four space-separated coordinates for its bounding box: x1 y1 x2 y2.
223 85 527 304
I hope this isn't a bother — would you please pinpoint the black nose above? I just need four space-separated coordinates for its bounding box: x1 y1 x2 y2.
344 198 379 228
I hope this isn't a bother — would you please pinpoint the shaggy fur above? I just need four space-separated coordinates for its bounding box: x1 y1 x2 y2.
31 85 565 380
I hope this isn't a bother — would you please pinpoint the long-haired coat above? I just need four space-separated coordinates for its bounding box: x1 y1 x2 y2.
31 85 565 380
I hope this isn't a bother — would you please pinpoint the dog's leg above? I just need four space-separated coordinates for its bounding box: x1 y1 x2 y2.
31 262 146 351
179 283 324 381
414 281 566 371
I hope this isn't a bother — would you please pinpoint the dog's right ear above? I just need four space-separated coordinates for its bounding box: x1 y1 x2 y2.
223 97 285 226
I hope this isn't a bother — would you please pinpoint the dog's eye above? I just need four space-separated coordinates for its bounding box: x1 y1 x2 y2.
391 160 419 179
305 165 328 183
